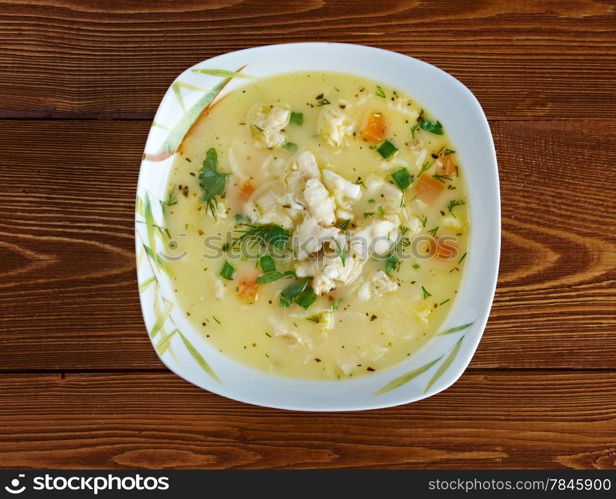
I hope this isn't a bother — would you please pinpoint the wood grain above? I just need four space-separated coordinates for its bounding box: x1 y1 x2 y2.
1 0 616 471
0 119 614 371
0 0 615 119
0 371 614 469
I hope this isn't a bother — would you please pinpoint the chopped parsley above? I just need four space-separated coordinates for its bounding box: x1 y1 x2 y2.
377 140 398 159
282 141 298 151
421 286 432 299
419 118 444 135
219 260 235 281
427 226 439 236
259 255 276 273
315 93 330 106
375 85 386 98
280 279 316 309
198 148 229 218
289 112 304 125
385 254 400 274
337 219 350 231
391 167 413 190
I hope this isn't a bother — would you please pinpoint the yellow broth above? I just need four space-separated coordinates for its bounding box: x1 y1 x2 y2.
164 71 469 380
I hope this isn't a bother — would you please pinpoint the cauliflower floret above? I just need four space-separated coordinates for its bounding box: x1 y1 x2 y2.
248 103 290 148
350 217 400 258
317 107 353 146
322 169 361 219
364 174 403 213
293 216 340 259
357 270 399 301
303 178 337 226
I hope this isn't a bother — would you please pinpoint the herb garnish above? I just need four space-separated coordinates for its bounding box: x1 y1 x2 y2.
235 223 291 250
315 93 330 106
427 226 439 236
421 286 432 299
282 141 298 151
220 260 235 281
410 122 419 138
419 118 444 135
280 279 317 309
432 173 452 183
256 271 294 284
198 148 229 218
259 255 276 273
391 167 413 190
447 199 466 216
290 112 304 125
417 160 433 177
375 85 386 98
377 140 398 159
385 254 400 274
337 219 350 231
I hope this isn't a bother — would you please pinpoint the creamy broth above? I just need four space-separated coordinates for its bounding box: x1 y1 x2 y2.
164 71 469 380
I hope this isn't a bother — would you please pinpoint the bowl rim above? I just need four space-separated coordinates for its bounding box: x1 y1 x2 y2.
135 42 501 411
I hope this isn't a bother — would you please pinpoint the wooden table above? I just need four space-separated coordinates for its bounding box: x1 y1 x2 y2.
1 0 615 470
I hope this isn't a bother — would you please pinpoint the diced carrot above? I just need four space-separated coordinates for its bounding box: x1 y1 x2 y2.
361 112 386 143
438 154 455 176
238 180 255 201
414 174 445 203
237 275 259 303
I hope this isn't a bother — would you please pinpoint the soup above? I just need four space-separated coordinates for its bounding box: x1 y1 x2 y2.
164 71 469 380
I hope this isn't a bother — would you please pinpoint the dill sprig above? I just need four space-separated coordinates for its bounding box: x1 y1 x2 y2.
447 199 466 216
234 223 291 250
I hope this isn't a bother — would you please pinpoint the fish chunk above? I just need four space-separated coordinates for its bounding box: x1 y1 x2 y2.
248 103 291 148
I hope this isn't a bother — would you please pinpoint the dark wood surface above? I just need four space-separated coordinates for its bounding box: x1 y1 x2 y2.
0 0 615 469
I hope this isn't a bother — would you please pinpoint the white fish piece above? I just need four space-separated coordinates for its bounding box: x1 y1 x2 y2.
441 214 462 230
289 150 320 179
270 318 311 350
357 270 399 301
214 278 226 300
322 169 361 214
317 107 353 146
387 97 420 120
364 174 403 213
243 180 293 229
350 216 399 258
293 215 341 259
304 178 337 226
415 305 432 325
248 103 291 148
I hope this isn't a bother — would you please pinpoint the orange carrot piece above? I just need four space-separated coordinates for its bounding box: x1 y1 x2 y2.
414 174 445 203
237 275 259 303
438 154 455 176
239 180 255 201
361 112 386 143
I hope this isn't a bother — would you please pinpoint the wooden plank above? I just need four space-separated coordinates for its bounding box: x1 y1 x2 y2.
0 371 614 469
0 119 614 370
0 0 615 119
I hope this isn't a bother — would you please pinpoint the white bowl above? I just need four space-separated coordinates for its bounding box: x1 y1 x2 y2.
135 43 500 411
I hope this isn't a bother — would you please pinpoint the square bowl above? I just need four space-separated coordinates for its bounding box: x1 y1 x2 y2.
135 43 500 411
